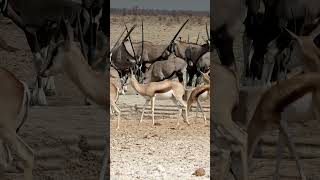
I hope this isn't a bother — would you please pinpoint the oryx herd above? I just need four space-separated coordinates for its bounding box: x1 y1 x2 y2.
212 0 320 180
110 19 211 90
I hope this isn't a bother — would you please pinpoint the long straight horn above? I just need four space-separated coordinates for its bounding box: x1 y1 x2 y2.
206 23 210 40
110 28 126 54
141 19 144 61
161 19 189 55
125 24 137 59
122 24 137 41
196 32 200 44
310 23 320 40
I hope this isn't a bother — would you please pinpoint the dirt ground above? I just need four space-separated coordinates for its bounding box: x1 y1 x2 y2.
0 16 106 179
110 15 211 179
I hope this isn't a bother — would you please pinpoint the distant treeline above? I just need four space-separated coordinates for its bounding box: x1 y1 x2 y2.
111 8 209 17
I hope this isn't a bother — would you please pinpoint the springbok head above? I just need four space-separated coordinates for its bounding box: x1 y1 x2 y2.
283 25 320 70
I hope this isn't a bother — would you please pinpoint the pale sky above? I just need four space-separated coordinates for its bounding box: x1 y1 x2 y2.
111 0 210 11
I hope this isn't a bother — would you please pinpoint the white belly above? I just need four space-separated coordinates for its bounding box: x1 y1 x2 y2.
198 91 209 100
155 90 174 100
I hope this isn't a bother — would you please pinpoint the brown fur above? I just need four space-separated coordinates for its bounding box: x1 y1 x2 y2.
187 85 210 111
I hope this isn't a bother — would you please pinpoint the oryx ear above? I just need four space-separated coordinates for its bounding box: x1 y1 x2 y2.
123 41 135 57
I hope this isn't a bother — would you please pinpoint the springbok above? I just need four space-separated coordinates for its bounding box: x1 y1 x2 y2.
128 71 189 126
0 67 33 180
187 70 210 122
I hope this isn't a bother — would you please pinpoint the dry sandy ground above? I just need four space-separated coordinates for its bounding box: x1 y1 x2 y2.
110 95 210 180
0 16 106 179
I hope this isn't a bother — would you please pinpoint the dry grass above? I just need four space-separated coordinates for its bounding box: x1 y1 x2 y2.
110 14 209 46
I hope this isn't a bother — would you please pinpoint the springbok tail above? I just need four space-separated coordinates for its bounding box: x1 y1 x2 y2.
16 81 31 133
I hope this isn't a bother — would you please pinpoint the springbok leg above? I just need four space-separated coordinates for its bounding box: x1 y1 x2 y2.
197 99 207 123
273 127 286 180
151 96 155 126
140 99 150 124
279 118 307 180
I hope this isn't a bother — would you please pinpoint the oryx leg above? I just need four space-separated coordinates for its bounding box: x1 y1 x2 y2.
187 71 195 87
31 75 47 106
151 96 155 126
140 99 151 124
195 70 203 86
183 67 188 88
44 76 56 96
